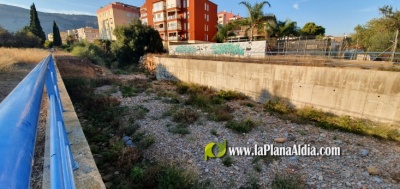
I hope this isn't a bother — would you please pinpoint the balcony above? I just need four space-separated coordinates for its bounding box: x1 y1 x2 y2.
153 17 166 22
156 26 166 32
167 14 178 20
166 4 181 9
141 13 148 17
168 36 178 41
167 25 182 31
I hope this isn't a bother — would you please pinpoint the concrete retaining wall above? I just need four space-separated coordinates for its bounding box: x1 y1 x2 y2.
155 57 400 125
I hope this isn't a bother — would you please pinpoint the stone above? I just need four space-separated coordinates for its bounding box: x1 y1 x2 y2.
114 171 119 175
274 138 287 143
187 159 193 164
345 182 351 187
342 171 351 178
372 176 382 183
105 182 112 188
360 149 369 157
102 174 113 182
205 168 209 173
367 166 380 175
320 133 326 138
233 166 239 171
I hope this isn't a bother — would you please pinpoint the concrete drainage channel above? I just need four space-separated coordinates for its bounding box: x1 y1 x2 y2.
41 61 105 189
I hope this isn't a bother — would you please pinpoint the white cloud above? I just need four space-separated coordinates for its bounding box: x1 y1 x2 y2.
293 3 299 10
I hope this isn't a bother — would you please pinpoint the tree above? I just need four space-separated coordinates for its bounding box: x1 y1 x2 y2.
237 1 276 41
351 6 400 55
300 22 325 37
111 20 163 67
379 5 400 61
28 3 46 44
273 19 300 39
52 21 62 46
213 23 236 43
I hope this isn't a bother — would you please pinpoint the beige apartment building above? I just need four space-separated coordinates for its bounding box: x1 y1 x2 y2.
47 31 68 44
96 2 140 40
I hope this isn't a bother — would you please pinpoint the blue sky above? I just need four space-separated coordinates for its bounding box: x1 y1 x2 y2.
0 0 399 36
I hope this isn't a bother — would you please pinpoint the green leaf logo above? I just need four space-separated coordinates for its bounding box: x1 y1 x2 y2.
204 140 226 160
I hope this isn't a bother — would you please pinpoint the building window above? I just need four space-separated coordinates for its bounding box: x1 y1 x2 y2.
207 4 209 11
188 23 190 30
204 3 207 10
187 12 189 18
204 14 206 20
127 13 131 17
207 15 209 22
184 23 187 30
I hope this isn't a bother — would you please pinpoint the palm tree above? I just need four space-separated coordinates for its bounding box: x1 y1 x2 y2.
237 1 276 41
213 23 236 43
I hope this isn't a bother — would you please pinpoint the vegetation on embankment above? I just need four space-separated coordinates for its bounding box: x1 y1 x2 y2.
265 98 400 143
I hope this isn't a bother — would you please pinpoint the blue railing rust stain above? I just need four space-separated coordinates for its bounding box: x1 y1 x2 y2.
0 54 78 189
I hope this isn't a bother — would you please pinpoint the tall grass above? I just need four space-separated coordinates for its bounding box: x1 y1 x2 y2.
0 48 49 71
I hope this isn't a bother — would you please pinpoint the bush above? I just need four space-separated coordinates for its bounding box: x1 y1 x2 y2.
157 163 197 189
218 90 247 101
271 173 305 189
172 108 198 124
265 99 293 114
168 123 190 135
225 118 257 133
222 156 234 167
209 106 233 122
44 40 53 48
70 41 114 67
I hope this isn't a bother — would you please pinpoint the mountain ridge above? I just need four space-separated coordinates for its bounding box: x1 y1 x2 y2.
0 4 98 36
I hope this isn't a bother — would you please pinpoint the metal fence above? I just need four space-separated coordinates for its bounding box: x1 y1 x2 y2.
0 55 78 188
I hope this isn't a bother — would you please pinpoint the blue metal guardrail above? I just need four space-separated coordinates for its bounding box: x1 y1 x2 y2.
0 54 78 188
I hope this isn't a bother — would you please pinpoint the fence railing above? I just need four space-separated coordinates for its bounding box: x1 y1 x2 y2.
0 54 78 188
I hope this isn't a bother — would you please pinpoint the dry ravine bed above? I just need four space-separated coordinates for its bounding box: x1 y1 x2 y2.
61 66 400 189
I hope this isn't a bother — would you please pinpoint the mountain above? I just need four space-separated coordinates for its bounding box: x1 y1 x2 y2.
0 4 98 36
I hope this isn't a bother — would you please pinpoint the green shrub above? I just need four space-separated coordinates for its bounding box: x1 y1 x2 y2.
222 156 234 167
130 166 144 180
172 108 198 124
271 173 305 189
157 164 197 189
139 135 156 149
218 90 248 101
225 118 257 133
121 85 137 97
265 99 293 114
131 105 150 120
168 123 190 135
209 105 234 122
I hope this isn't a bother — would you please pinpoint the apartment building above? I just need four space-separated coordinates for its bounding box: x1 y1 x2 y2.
47 31 68 44
140 0 217 43
96 2 140 40
217 10 241 25
76 27 99 42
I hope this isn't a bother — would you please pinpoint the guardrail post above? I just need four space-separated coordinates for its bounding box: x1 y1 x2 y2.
45 55 78 189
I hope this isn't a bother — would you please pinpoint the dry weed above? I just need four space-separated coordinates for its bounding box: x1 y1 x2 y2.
0 48 49 71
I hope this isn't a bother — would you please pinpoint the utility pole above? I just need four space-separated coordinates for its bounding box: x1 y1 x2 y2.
391 29 399 62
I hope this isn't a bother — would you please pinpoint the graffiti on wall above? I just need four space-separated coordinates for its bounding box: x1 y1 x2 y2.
169 41 266 58
210 43 244 55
